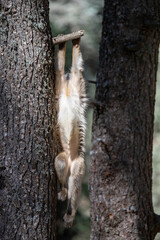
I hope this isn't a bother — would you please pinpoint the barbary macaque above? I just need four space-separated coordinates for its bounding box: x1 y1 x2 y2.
55 38 87 228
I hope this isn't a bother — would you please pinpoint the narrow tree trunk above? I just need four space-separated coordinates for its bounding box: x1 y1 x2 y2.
0 1 57 239
90 0 160 239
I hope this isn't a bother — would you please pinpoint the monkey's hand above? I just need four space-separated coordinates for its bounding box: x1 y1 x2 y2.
58 188 68 201
63 213 74 228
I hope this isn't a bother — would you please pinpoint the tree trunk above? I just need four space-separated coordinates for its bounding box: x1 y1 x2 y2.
90 0 160 239
0 1 57 239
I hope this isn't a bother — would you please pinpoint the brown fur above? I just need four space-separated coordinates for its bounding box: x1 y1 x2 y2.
55 39 87 228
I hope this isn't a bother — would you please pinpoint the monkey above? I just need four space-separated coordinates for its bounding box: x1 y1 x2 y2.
54 38 87 228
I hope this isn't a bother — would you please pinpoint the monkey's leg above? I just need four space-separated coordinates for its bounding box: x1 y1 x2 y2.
55 151 69 201
63 157 85 228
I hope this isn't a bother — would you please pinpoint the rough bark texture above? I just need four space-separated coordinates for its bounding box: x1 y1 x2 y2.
0 0 57 239
90 0 160 239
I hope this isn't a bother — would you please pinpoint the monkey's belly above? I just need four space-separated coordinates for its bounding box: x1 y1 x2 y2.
58 92 80 143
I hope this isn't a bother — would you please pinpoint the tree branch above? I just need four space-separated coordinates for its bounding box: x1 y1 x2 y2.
53 30 84 45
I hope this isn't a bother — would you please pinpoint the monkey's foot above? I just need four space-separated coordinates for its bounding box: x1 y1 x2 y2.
63 213 74 228
58 188 67 201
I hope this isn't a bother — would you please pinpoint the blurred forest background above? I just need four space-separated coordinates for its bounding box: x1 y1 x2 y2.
49 0 160 239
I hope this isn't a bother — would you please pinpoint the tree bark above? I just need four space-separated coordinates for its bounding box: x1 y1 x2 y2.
90 0 160 239
0 0 57 239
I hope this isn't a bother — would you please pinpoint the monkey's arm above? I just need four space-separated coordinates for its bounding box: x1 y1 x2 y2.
55 42 66 97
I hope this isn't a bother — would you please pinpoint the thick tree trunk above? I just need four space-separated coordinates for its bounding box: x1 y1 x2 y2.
0 1 57 239
90 0 160 239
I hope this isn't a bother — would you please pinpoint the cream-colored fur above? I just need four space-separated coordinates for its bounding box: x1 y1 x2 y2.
55 39 87 228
